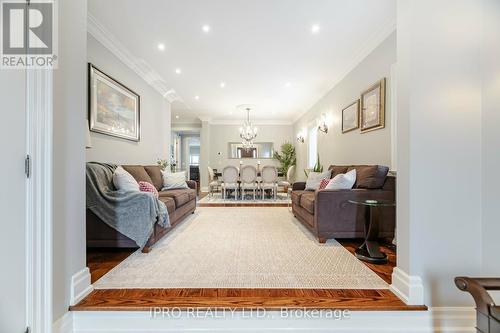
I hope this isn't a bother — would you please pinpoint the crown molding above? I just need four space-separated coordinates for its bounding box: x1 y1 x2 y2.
87 13 181 102
292 19 397 124
206 119 293 126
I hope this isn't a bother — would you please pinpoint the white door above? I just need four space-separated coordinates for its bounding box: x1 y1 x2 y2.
0 41 28 333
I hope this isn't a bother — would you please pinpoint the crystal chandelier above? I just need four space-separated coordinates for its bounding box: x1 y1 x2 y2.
239 107 258 148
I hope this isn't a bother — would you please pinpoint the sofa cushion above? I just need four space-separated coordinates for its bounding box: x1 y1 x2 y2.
159 196 176 214
144 166 163 191
159 189 193 207
139 181 159 198
328 165 349 178
347 165 388 189
122 165 153 184
112 166 140 192
299 192 315 215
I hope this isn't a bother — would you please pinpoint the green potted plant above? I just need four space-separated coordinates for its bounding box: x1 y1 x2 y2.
273 142 296 175
304 154 323 178
156 158 169 171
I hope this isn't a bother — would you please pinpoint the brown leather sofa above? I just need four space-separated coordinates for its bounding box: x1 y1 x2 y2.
87 165 197 253
291 165 395 243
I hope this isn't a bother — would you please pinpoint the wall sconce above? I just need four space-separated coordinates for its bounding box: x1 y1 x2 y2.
296 133 305 143
318 113 329 134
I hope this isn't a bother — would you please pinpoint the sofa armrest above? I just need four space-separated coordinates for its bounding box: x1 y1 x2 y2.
455 277 500 314
292 182 306 191
186 180 198 192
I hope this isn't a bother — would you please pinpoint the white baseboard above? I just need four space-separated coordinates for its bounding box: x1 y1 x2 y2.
53 312 74 333
390 267 424 305
72 307 475 332
70 267 93 306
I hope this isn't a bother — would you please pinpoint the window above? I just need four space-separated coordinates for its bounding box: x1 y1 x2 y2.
189 154 200 165
308 126 317 168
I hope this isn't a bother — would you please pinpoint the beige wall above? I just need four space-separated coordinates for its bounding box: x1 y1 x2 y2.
52 0 87 320
481 0 500 276
86 35 171 165
396 0 482 306
209 124 293 170
293 32 396 181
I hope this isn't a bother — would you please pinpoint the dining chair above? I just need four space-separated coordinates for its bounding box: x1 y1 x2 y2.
278 165 295 192
260 165 278 200
240 165 258 200
207 166 220 197
221 165 239 200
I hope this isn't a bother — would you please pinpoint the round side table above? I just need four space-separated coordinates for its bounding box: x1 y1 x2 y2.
348 199 395 264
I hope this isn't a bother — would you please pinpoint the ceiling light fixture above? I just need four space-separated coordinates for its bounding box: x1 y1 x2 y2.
175 115 179 119
195 95 200 100
174 68 182 74
285 82 291 88
238 105 258 148
202 24 211 33
157 43 166 51
311 24 321 34
220 82 226 88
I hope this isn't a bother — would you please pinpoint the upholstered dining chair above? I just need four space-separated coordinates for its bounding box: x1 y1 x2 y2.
260 165 278 200
207 166 220 197
240 165 258 200
278 165 295 196
221 165 239 200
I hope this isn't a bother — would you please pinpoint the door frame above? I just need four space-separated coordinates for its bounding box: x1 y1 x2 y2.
26 68 53 333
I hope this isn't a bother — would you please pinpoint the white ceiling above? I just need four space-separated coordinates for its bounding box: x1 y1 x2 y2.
88 0 396 124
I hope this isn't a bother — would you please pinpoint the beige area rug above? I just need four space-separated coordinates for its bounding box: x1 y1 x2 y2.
198 192 291 205
94 207 388 289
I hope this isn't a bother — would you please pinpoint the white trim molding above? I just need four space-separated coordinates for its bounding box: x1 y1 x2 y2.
26 68 54 333
52 312 73 333
70 268 93 306
87 13 178 102
390 267 425 305
72 307 475 333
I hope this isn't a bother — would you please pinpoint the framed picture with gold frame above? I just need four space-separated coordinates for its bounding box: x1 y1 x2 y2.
360 78 386 133
341 100 360 133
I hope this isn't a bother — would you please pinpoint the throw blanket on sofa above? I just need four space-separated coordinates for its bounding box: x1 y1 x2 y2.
86 162 170 248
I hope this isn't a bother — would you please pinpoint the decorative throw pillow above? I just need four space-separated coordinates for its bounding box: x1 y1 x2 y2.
318 178 330 190
325 169 357 190
305 170 332 190
113 166 140 192
139 181 159 198
162 171 188 190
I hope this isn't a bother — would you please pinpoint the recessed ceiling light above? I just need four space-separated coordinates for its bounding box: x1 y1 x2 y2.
174 68 182 74
285 82 292 87
220 82 226 88
157 43 166 51
229 111 233 115
175 115 179 119
195 95 200 100
311 24 321 34
202 24 211 33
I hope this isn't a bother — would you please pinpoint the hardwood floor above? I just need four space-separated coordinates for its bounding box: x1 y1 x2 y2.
87 248 136 284
79 209 422 312
337 239 396 284
71 288 425 311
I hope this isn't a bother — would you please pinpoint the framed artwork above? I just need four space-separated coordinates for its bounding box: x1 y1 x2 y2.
341 100 359 133
360 78 386 133
88 63 140 141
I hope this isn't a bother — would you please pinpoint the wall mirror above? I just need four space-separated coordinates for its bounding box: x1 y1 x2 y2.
228 142 274 159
